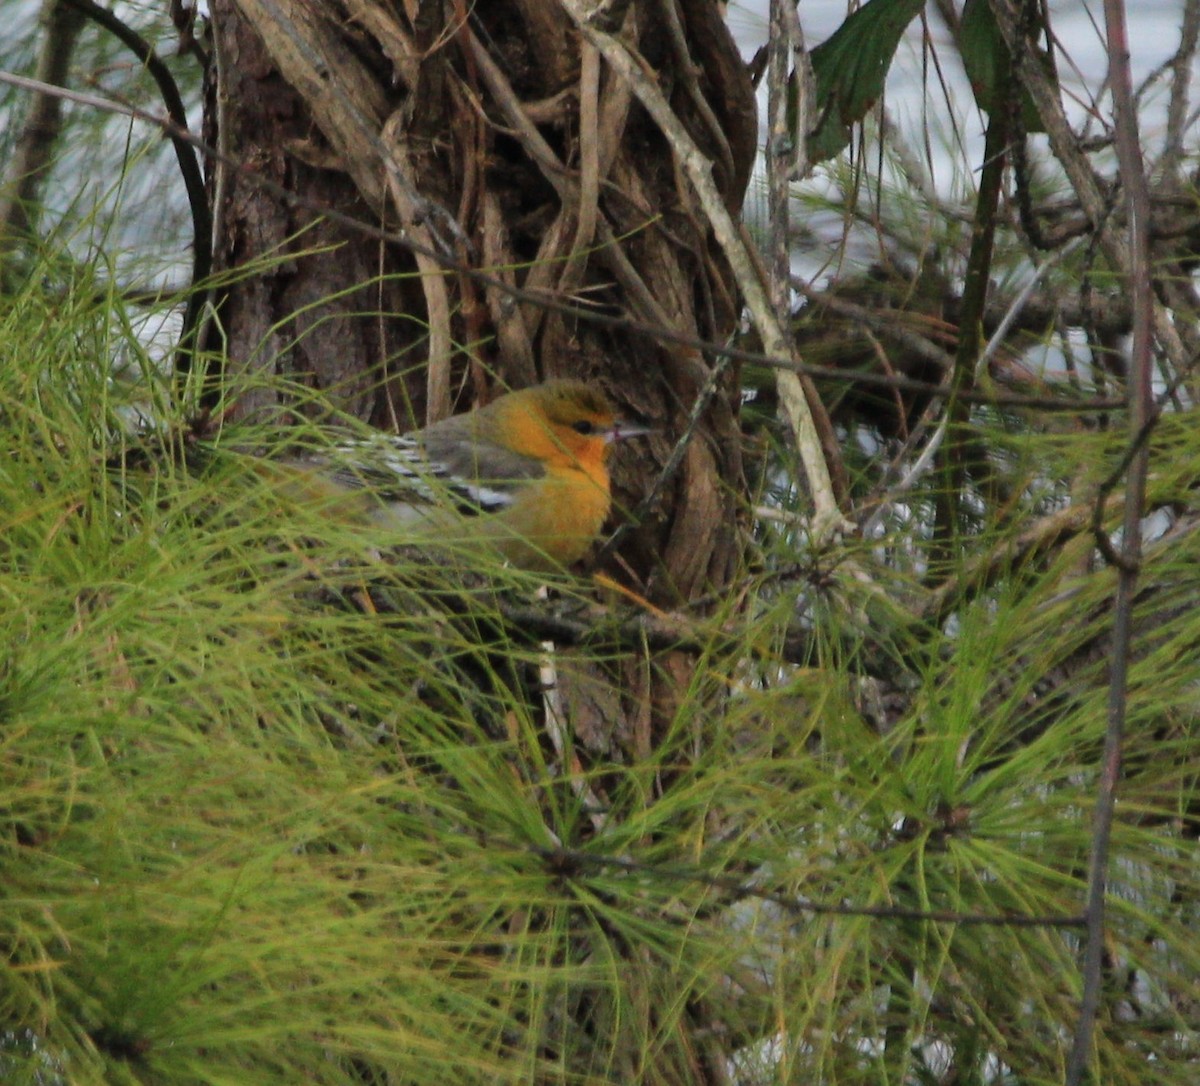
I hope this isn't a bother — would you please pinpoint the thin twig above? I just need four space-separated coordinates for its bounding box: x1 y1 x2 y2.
932 43 1012 563
531 844 1087 928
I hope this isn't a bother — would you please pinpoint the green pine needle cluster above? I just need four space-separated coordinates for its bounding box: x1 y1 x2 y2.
2 251 1199 1086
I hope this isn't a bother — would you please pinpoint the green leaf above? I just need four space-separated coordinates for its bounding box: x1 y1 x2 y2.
959 0 1046 131
804 0 926 164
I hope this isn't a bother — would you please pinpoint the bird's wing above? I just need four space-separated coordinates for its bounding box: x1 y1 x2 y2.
311 423 544 518
419 414 546 491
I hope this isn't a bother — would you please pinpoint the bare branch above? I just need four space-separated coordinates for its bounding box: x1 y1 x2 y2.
1066 0 1156 1079
0 0 87 270
1155 0 1199 179
988 0 1192 378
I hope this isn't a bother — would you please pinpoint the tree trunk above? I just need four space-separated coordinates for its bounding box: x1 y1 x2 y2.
203 2 758 1079
205 0 755 599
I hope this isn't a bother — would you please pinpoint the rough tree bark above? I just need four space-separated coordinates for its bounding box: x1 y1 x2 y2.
205 0 756 602
202 5 757 1077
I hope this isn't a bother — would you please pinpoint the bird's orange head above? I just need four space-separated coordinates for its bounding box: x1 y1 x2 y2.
488 380 643 482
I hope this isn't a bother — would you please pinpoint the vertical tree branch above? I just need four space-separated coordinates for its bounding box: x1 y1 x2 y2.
1065 0 1153 1080
766 0 793 337
932 87 1010 564
0 0 87 278
765 1 849 510
1158 0 1199 179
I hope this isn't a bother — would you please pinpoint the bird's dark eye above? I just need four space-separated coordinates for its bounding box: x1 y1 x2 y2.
571 419 597 435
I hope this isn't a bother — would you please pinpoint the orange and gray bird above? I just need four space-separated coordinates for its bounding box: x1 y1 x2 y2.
268 380 649 571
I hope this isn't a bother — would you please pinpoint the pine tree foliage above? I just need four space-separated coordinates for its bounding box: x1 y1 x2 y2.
2 2 1200 1084
3 247 1199 1083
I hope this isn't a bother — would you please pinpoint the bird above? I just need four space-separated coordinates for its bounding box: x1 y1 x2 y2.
266 379 649 571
